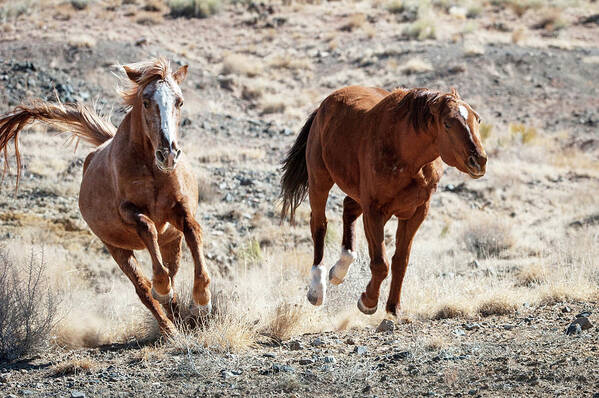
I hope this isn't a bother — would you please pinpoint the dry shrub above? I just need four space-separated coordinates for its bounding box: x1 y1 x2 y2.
67 34 97 49
509 123 537 144
432 304 466 320
168 0 222 18
222 53 263 77
400 57 433 75
516 263 547 287
512 26 526 43
404 16 436 40
265 303 304 341
0 248 60 360
462 217 515 259
259 95 288 115
340 13 366 31
51 358 97 376
268 55 312 71
479 122 493 141
463 42 485 57
477 296 517 317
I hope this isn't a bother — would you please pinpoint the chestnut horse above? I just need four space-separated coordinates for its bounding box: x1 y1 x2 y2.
281 86 487 316
0 58 211 335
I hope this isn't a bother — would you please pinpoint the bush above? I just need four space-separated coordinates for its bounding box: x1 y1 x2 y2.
0 248 59 361
462 218 514 259
168 0 223 18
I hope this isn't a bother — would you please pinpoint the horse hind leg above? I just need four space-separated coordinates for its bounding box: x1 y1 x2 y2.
306 173 334 306
329 196 361 285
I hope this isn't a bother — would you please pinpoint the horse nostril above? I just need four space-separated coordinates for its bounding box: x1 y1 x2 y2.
175 149 182 160
155 150 165 163
468 155 479 171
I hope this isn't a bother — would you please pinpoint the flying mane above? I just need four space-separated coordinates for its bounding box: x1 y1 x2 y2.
119 57 173 107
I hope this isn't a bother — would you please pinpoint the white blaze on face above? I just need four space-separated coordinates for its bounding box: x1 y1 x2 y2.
152 80 178 147
458 104 474 140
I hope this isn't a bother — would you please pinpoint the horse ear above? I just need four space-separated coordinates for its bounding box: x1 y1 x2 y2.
173 65 188 84
450 87 461 99
123 65 142 83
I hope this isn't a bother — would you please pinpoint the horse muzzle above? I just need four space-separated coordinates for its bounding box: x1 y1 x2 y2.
466 154 487 179
155 147 182 172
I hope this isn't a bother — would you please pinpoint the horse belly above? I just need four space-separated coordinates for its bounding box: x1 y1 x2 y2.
78 153 145 250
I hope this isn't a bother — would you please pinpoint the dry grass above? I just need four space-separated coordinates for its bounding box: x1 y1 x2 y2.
222 53 263 77
462 217 515 259
340 13 366 32
168 0 223 18
477 296 517 317
50 358 97 376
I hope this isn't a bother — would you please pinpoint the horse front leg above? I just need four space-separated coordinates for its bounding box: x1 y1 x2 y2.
105 244 176 336
119 202 172 303
386 203 429 316
358 206 390 315
171 202 211 316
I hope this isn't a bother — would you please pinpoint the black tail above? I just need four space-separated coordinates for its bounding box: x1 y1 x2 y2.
280 110 317 223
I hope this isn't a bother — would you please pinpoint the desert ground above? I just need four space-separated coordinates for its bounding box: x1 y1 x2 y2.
0 0 598 396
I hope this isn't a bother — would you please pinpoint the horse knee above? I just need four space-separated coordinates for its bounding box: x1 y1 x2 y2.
370 260 389 280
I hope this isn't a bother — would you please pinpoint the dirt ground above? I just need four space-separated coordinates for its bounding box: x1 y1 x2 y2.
0 0 598 396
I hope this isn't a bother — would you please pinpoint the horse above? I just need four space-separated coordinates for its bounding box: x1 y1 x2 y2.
280 86 487 316
0 57 211 335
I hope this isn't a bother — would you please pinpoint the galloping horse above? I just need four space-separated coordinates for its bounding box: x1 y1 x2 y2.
281 86 487 316
0 57 211 335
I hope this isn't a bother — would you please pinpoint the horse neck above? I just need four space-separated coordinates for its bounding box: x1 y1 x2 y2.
118 106 155 165
390 120 440 175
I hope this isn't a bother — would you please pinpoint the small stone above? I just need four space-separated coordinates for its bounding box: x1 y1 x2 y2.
70 391 86 398
362 385 372 393
376 319 395 333
354 346 367 355
561 306 571 313
503 324 515 330
220 370 234 379
345 337 355 345
288 341 303 351
0 373 11 383
263 352 276 358
323 355 336 364
566 323 582 336
298 358 314 365
576 311 592 318
311 337 324 347
391 351 411 361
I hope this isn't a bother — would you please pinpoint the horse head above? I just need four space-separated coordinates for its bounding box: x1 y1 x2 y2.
123 58 188 172
433 89 487 179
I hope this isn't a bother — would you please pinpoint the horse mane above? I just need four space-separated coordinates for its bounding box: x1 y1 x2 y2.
118 57 173 107
392 88 458 131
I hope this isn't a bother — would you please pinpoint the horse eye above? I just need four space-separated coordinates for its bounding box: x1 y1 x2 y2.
143 100 150 109
443 121 451 129
176 99 184 109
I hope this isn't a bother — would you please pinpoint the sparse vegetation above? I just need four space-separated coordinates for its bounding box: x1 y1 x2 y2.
222 53 264 77
168 0 223 18
510 123 538 144
0 248 59 360
462 217 515 258
400 57 434 74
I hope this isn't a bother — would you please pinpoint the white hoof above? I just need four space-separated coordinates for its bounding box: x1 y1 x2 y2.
152 286 174 304
307 264 326 306
329 249 356 285
357 296 377 315
190 300 212 317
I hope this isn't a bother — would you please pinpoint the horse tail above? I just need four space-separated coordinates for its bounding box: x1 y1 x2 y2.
280 109 317 223
0 99 116 189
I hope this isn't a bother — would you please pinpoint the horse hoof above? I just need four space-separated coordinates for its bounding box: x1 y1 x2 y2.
307 264 326 306
190 300 212 318
328 249 356 285
357 296 377 315
152 286 174 304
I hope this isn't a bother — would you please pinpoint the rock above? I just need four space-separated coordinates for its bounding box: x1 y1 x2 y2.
453 328 466 336
376 319 395 333
391 351 411 361
262 352 276 358
576 311 592 318
362 385 372 393
561 306 571 313
323 355 336 364
503 324 515 330
353 346 367 355
464 323 481 331
0 373 11 383
570 316 593 330
298 358 314 365
311 337 324 347
288 340 303 351
566 323 582 336
220 370 235 379
345 337 355 345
